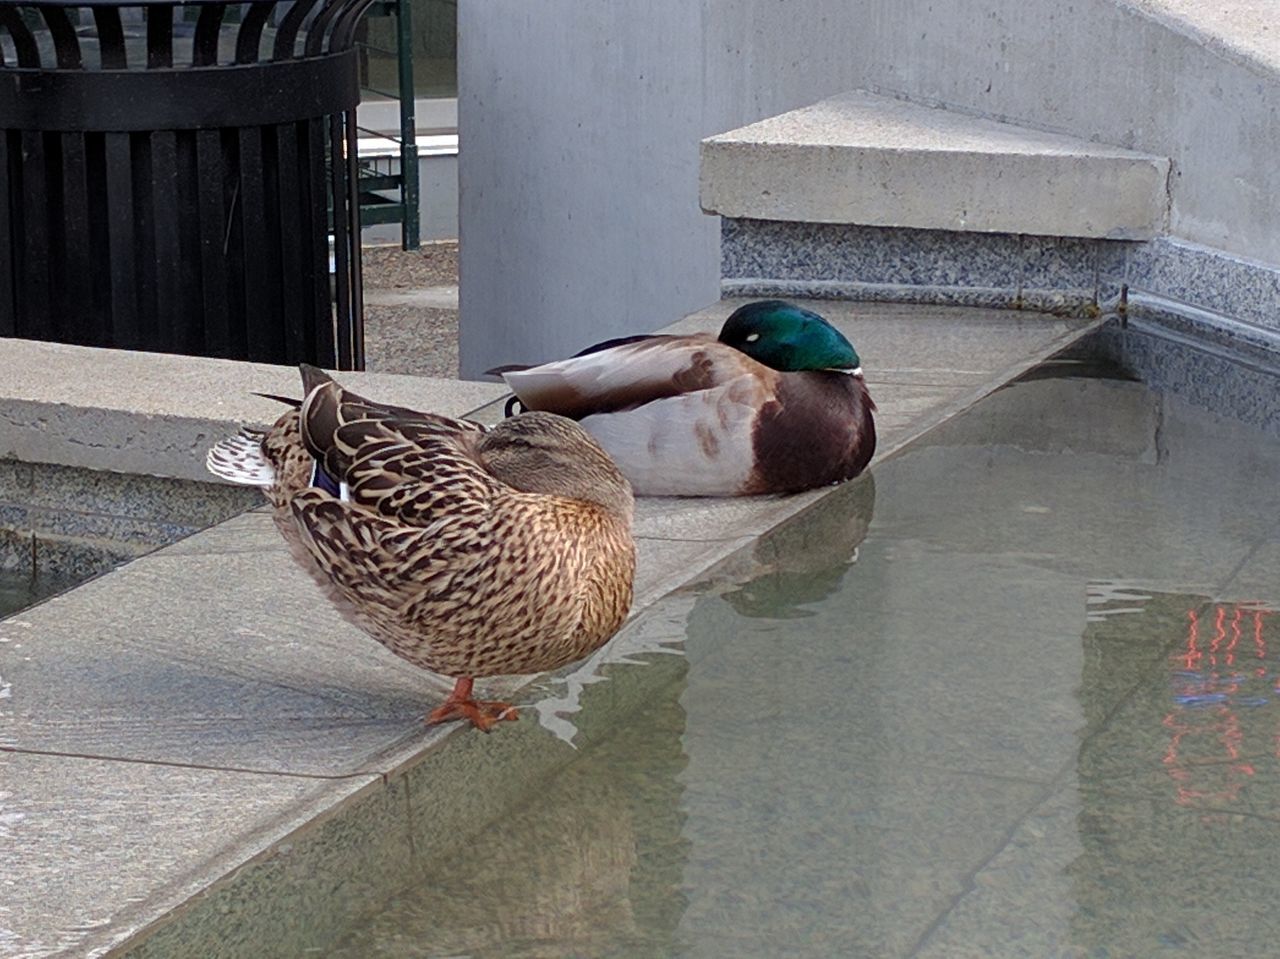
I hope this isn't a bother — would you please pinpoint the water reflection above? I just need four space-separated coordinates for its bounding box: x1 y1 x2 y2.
1068 592 1280 956
329 658 691 958
326 478 878 957
0 570 71 620
326 371 1280 957
524 473 875 744
712 472 875 620
1081 590 1280 810
1164 602 1276 806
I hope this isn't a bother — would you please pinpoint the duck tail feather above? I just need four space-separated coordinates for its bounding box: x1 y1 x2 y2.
485 364 531 377
206 429 275 487
299 364 336 398
252 392 301 408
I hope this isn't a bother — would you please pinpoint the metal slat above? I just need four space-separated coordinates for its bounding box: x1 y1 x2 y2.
0 132 14 335
304 117 334 366
0 8 40 67
18 131 51 339
192 4 226 67
149 131 182 352
343 109 364 369
146 4 174 69
234 1 272 64
237 125 280 361
82 131 112 345
92 7 128 69
328 112 351 369
40 7 82 69
271 0 321 61
173 128 204 353
40 130 66 340
218 129 248 359
129 130 157 347
57 133 93 344
195 129 231 356
304 0 346 58
103 132 139 347
395 0 420 253
274 121 306 365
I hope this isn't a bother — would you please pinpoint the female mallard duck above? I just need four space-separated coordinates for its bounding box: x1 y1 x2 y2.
493 300 876 497
206 365 635 731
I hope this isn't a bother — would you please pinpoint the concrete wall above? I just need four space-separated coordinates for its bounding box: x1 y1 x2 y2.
458 0 1280 378
456 0 871 375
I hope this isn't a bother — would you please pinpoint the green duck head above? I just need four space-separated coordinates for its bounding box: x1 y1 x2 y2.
717 300 862 373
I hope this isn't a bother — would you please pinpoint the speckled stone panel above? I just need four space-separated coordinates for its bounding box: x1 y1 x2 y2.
1128 237 1280 335
1088 316 1280 440
20 462 261 528
720 218 1121 316
0 460 260 582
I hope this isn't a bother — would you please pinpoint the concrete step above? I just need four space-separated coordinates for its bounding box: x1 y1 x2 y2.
700 90 1170 240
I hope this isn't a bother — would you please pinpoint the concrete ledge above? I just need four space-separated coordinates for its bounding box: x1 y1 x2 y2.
0 341 505 483
700 90 1170 239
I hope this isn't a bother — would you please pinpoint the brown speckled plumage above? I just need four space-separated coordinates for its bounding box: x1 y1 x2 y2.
212 366 635 688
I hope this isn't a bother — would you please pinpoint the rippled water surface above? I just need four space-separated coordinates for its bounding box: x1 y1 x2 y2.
331 364 1280 958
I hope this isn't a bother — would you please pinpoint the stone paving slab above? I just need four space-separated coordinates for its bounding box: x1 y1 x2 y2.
0 751 375 959
0 299 1102 958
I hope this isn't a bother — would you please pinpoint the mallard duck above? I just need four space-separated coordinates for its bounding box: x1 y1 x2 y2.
492 300 876 496
206 365 635 731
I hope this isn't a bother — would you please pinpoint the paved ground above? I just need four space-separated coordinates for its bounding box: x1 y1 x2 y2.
361 241 460 378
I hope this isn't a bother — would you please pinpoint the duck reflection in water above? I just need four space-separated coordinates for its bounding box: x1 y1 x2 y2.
712 472 876 620
327 654 691 959
326 475 877 957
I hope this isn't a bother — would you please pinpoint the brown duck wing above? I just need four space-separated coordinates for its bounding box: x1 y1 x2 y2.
299 374 483 464
299 377 496 529
287 484 500 606
499 335 760 419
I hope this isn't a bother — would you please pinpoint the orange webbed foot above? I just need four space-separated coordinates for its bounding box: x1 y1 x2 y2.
427 677 519 732
426 698 519 732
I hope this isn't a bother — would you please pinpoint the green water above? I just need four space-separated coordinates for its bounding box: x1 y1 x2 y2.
330 364 1280 958
0 571 69 619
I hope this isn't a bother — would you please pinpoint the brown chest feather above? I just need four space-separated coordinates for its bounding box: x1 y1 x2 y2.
746 372 876 495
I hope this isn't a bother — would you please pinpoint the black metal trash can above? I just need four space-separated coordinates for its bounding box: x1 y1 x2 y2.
0 0 371 369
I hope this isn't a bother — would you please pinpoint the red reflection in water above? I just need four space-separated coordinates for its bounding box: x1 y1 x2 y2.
1163 604 1272 807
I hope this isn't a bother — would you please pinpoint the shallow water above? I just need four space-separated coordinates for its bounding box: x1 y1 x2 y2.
0 572 69 620
331 364 1280 958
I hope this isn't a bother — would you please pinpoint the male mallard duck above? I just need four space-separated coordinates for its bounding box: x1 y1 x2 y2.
492 300 876 497
206 366 635 731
